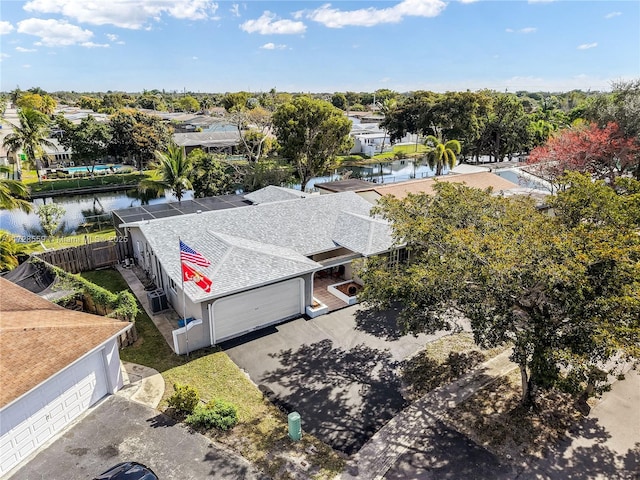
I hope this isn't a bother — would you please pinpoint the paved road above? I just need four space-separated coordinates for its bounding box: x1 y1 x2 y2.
9 395 265 480
223 305 469 455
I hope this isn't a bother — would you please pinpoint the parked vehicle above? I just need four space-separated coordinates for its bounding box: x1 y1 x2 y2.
93 462 158 480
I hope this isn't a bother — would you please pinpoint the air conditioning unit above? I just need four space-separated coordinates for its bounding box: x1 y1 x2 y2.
147 289 168 314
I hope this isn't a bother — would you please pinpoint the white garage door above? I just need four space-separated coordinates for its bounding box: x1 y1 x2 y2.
0 350 108 475
212 278 304 342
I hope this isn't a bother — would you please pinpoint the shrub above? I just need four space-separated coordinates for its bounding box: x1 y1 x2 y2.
167 384 200 414
185 399 238 431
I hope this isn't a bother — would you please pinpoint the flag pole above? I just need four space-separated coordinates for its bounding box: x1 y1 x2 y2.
179 237 190 356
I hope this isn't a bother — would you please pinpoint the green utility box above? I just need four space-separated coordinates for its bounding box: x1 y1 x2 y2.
288 411 301 441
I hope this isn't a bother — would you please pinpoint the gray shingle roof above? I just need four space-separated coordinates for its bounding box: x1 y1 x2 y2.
243 186 308 204
333 211 393 256
133 192 392 301
168 232 319 300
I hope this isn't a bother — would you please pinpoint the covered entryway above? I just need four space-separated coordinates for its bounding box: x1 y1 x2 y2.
0 350 108 475
211 278 305 343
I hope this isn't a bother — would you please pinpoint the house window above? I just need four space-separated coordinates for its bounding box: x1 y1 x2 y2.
388 247 408 268
169 277 177 294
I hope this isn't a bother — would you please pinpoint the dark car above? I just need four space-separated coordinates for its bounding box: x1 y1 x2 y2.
93 462 158 480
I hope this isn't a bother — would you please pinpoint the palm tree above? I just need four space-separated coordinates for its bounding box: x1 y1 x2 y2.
0 165 32 212
2 108 56 178
0 230 21 271
139 142 193 202
424 135 461 176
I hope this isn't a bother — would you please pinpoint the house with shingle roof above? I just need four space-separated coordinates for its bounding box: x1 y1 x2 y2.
0 278 132 477
121 190 394 351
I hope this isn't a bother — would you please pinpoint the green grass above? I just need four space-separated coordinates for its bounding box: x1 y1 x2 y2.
81 267 345 478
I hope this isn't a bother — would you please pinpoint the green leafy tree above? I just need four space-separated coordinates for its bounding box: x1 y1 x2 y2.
108 110 171 169
177 95 200 113
56 114 111 171
140 142 193 202
423 135 461 176
331 93 348 111
229 106 275 163
358 176 640 406
241 159 295 193
37 203 66 237
2 108 56 175
222 91 251 112
189 149 234 198
273 96 353 191
0 165 31 212
16 92 57 115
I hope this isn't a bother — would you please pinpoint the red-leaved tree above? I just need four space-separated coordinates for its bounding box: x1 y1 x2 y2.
527 122 640 190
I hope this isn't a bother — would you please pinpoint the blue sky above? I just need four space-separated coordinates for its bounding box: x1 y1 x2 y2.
1 0 638 94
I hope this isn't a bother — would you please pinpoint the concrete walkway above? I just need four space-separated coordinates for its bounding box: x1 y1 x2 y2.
341 348 518 480
116 264 178 352
117 361 165 409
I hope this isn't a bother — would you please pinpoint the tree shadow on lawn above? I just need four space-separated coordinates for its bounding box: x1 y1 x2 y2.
260 339 407 455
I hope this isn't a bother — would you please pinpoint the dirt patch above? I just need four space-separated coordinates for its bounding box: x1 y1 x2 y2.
335 282 361 297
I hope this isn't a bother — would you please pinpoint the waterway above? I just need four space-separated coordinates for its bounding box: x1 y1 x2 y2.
2 159 553 239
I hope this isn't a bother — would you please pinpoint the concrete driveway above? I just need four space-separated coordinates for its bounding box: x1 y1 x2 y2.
9 395 265 480
222 304 469 455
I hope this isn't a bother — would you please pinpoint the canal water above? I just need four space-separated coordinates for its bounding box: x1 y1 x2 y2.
2 159 555 239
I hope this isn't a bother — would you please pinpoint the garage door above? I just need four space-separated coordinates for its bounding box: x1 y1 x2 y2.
0 350 108 475
212 278 304 342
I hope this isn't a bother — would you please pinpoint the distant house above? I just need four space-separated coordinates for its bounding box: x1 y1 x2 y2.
173 131 241 155
120 188 393 351
0 279 131 477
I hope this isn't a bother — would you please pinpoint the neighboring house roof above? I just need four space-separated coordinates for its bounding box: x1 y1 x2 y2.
173 131 240 148
315 179 375 193
449 164 491 174
370 172 519 199
0 278 131 408
243 185 308 204
129 192 392 302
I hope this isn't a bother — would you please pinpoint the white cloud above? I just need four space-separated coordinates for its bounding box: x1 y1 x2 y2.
192 56 198 60
230 3 240 17
106 33 118 41
458 0 478 3
604 11 621 19
577 42 597 50
506 27 537 34
81 42 109 48
16 46 37 52
0 53 9 61
240 11 306 34
23 64 32 68
0 21 14 34
17 18 93 46
528 0 555 3
23 0 219 29
304 0 446 28
260 42 286 50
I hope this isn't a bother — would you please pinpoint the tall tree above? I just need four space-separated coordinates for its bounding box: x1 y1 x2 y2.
358 177 640 406
140 142 193 202
528 122 640 186
273 96 353 191
189 149 234 198
0 165 31 212
229 106 275 163
0 230 21 271
56 114 111 172
423 135 461 176
2 108 56 175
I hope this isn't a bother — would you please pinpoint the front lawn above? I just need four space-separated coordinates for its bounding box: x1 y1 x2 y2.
82 268 345 479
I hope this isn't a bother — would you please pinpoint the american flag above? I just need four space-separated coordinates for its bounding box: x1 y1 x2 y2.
180 240 211 267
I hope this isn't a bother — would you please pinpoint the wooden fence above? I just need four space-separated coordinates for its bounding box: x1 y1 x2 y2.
35 240 132 274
